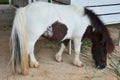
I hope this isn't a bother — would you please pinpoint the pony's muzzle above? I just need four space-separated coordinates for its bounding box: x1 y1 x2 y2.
96 62 106 69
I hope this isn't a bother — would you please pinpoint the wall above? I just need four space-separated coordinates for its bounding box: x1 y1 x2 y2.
71 0 120 25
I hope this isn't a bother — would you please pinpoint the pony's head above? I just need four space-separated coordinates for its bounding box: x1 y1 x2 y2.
82 25 114 69
92 44 107 69
91 31 107 69
84 8 114 69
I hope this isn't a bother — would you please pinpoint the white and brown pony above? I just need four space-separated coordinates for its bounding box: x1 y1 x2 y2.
10 2 114 75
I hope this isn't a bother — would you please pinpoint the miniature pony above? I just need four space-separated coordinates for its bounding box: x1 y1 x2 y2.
10 2 114 75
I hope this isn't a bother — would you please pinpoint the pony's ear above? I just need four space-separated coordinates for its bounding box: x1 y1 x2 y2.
81 25 93 41
100 37 114 54
105 37 115 54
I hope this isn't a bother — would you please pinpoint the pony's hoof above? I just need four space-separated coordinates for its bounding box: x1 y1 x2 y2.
73 60 84 67
15 65 29 75
21 69 29 75
34 62 40 68
30 61 40 68
55 55 62 62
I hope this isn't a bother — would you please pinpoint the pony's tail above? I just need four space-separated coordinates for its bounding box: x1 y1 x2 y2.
84 8 115 53
10 8 29 75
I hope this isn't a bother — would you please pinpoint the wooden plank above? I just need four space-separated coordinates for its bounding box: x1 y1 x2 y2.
53 0 70 4
28 0 48 4
71 0 120 6
71 0 120 24
87 5 120 15
0 5 15 26
12 0 28 7
100 14 120 24
119 31 120 46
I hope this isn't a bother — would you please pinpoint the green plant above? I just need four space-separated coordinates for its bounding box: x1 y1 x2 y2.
81 39 92 53
0 0 9 4
107 53 120 80
48 0 52 3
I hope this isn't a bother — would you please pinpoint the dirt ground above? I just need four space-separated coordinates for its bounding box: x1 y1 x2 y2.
0 5 120 80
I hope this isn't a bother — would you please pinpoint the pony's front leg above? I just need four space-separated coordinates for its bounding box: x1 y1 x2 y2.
73 38 83 67
55 43 65 62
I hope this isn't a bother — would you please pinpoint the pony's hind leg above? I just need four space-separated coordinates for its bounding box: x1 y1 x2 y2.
73 38 83 67
28 44 40 68
27 36 40 68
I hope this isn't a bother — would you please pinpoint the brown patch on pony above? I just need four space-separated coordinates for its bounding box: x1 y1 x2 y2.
62 39 70 46
43 21 68 42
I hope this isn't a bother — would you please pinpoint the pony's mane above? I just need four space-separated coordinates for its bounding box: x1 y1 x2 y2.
84 8 114 53
84 8 107 34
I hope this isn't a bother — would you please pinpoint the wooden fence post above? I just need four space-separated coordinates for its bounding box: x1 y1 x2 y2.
12 0 28 7
118 30 120 46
